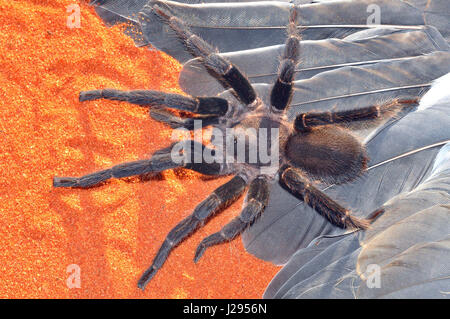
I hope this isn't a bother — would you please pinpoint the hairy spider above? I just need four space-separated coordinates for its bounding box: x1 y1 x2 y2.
53 3 417 290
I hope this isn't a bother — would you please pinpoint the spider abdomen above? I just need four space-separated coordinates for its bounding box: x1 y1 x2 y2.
285 126 368 184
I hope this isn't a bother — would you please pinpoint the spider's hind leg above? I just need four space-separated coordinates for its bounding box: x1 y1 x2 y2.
194 175 270 262
138 174 248 290
279 165 371 229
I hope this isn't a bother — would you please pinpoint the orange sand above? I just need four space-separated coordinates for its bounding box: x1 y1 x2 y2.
0 0 280 298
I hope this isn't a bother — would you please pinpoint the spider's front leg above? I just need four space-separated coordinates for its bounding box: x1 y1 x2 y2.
271 8 301 112
79 89 229 117
150 0 257 107
148 108 221 130
138 174 248 290
194 175 270 262
78 88 232 130
294 98 419 132
279 165 371 229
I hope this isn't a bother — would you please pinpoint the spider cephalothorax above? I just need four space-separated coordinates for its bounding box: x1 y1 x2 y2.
53 2 418 290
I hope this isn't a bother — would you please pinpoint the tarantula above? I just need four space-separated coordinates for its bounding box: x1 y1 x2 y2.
53 3 417 290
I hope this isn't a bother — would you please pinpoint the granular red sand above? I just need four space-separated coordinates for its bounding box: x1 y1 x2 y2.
0 0 280 298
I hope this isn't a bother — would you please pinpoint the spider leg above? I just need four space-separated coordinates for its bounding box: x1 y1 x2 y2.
294 98 419 132
194 175 269 263
149 108 220 130
79 89 229 117
53 141 226 188
151 1 257 106
279 165 371 229
53 151 177 188
137 174 248 290
271 8 301 111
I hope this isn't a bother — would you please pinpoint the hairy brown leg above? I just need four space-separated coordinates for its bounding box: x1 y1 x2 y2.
194 175 270 262
53 141 225 188
138 174 248 290
151 1 257 106
79 89 229 116
279 165 371 229
294 98 419 132
271 8 301 111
